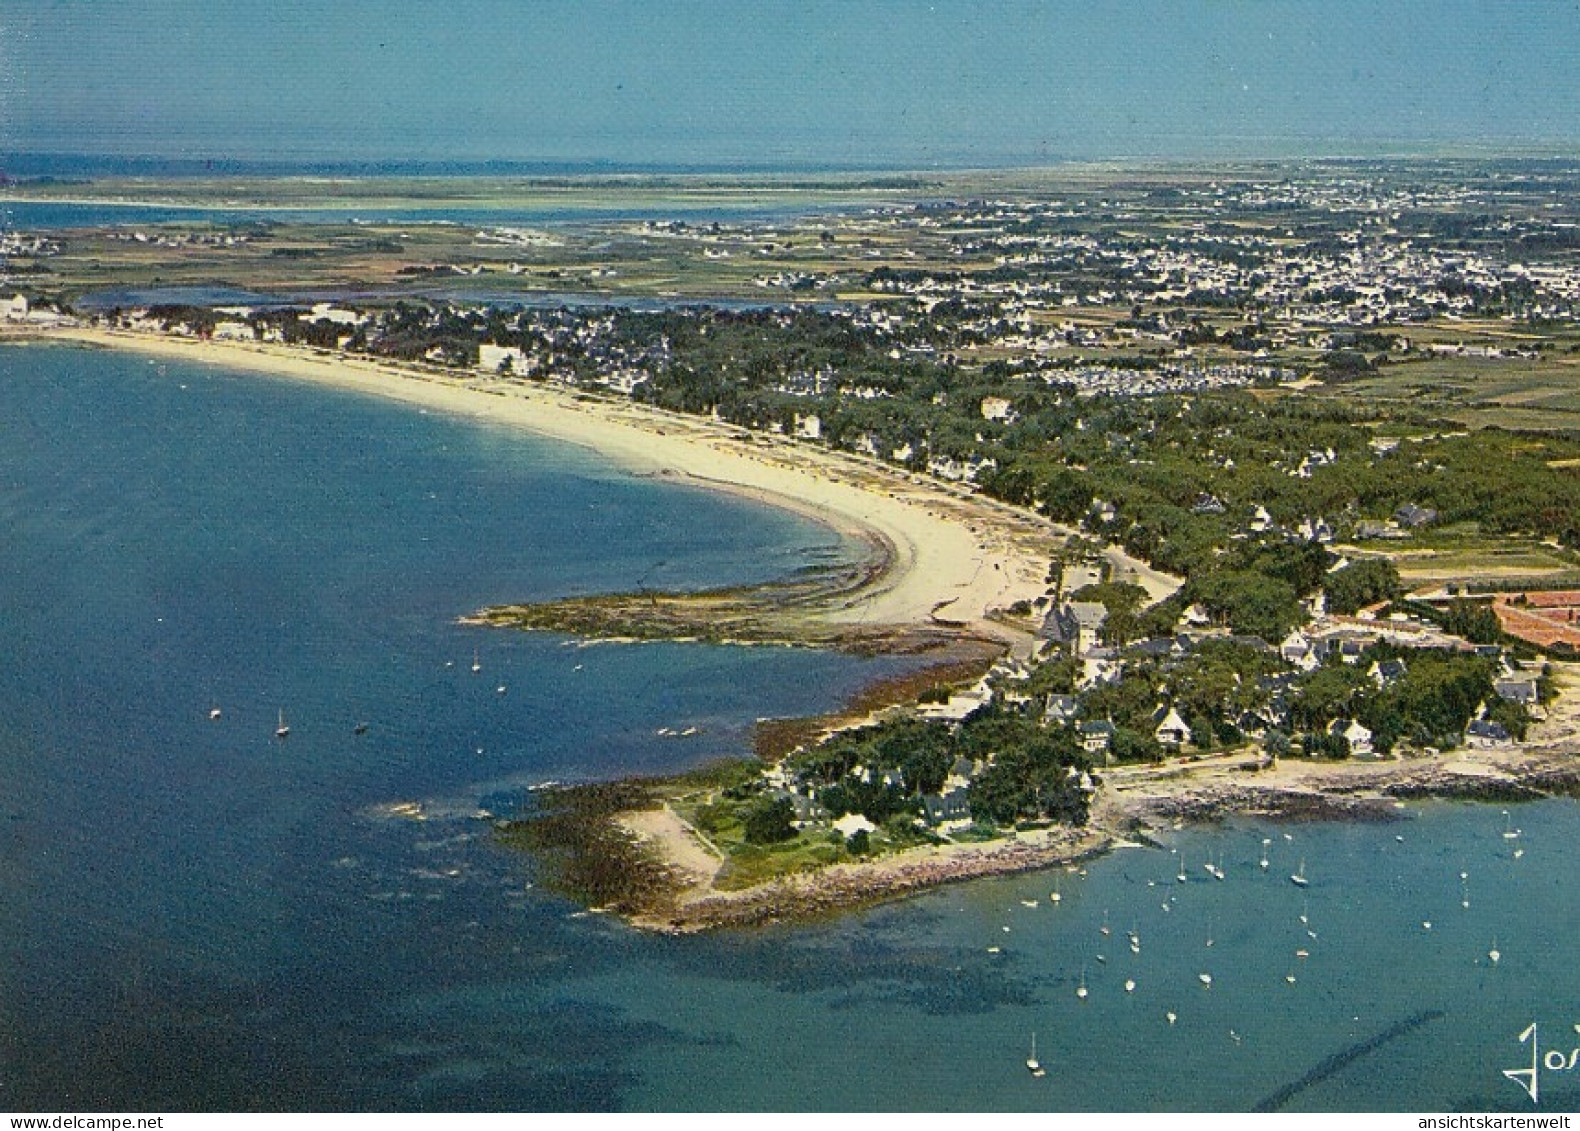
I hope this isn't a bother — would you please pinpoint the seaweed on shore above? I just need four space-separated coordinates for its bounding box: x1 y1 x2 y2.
754 642 1002 761
462 553 977 655
496 759 761 916
495 781 679 917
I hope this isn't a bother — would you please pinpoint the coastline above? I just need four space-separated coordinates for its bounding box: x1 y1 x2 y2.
10 324 1579 937
13 325 1056 642
609 743 1580 934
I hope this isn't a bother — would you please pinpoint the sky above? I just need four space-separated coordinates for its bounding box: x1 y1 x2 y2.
3 0 1580 169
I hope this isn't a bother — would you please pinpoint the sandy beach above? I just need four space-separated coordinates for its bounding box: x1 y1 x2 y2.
23 325 1057 641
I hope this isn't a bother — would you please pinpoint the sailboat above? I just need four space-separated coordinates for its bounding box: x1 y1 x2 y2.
1259 838 1271 870
275 709 290 739
1026 1032 1046 1077
1290 858 1309 887
1076 968 1089 1000
1177 855 1188 883
471 649 482 674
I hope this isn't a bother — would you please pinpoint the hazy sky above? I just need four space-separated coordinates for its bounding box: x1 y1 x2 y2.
4 1 1580 167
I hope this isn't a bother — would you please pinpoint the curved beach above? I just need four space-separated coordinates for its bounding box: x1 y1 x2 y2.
25 325 1053 642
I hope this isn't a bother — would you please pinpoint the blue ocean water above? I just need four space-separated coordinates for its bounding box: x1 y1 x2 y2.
1 344 1577 1113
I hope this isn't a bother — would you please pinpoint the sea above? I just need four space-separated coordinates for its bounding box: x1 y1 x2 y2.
1 342 1577 1113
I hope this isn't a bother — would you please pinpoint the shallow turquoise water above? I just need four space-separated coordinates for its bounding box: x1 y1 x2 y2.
1 343 1576 1112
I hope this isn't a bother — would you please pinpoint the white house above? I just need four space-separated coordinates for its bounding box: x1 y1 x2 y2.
980 395 1015 422
1327 718 1374 756
1153 705 1192 747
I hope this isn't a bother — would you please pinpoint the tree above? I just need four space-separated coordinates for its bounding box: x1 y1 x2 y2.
743 797 797 844
1189 569 1302 642
1324 558 1402 616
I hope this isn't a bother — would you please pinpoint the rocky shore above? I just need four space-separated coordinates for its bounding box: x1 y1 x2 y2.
599 745 1580 934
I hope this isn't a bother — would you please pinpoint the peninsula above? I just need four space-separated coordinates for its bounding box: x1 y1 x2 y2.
7 160 1580 934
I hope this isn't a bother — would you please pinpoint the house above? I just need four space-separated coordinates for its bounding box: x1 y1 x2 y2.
1088 499 1118 525
1465 719 1512 748
1494 678 1539 706
1177 603 1212 628
921 788 972 825
979 395 1015 422
1280 629 1317 671
1040 601 1108 657
1369 658 1408 687
793 413 822 441
1152 705 1192 747
1394 503 1438 528
1316 637 1370 665
1131 636 1179 660
1248 505 1274 532
1192 493 1227 515
1327 718 1374 756
1043 695 1080 725
776 790 826 823
1079 719 1117 759
5 294 28 320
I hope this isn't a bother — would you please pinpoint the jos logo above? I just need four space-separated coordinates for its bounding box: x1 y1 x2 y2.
1503 1023 1580 1105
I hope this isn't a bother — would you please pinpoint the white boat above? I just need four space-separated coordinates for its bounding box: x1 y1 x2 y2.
275 709 290 739
1177 858 1188 883
1124 978 1136 993
1076 969 1088 1000
1026 1032 1046 1077
1198 972 1213 987
1290 859 1309 887
471 649 482 674
208 705 222 720
1489 940 1501 965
